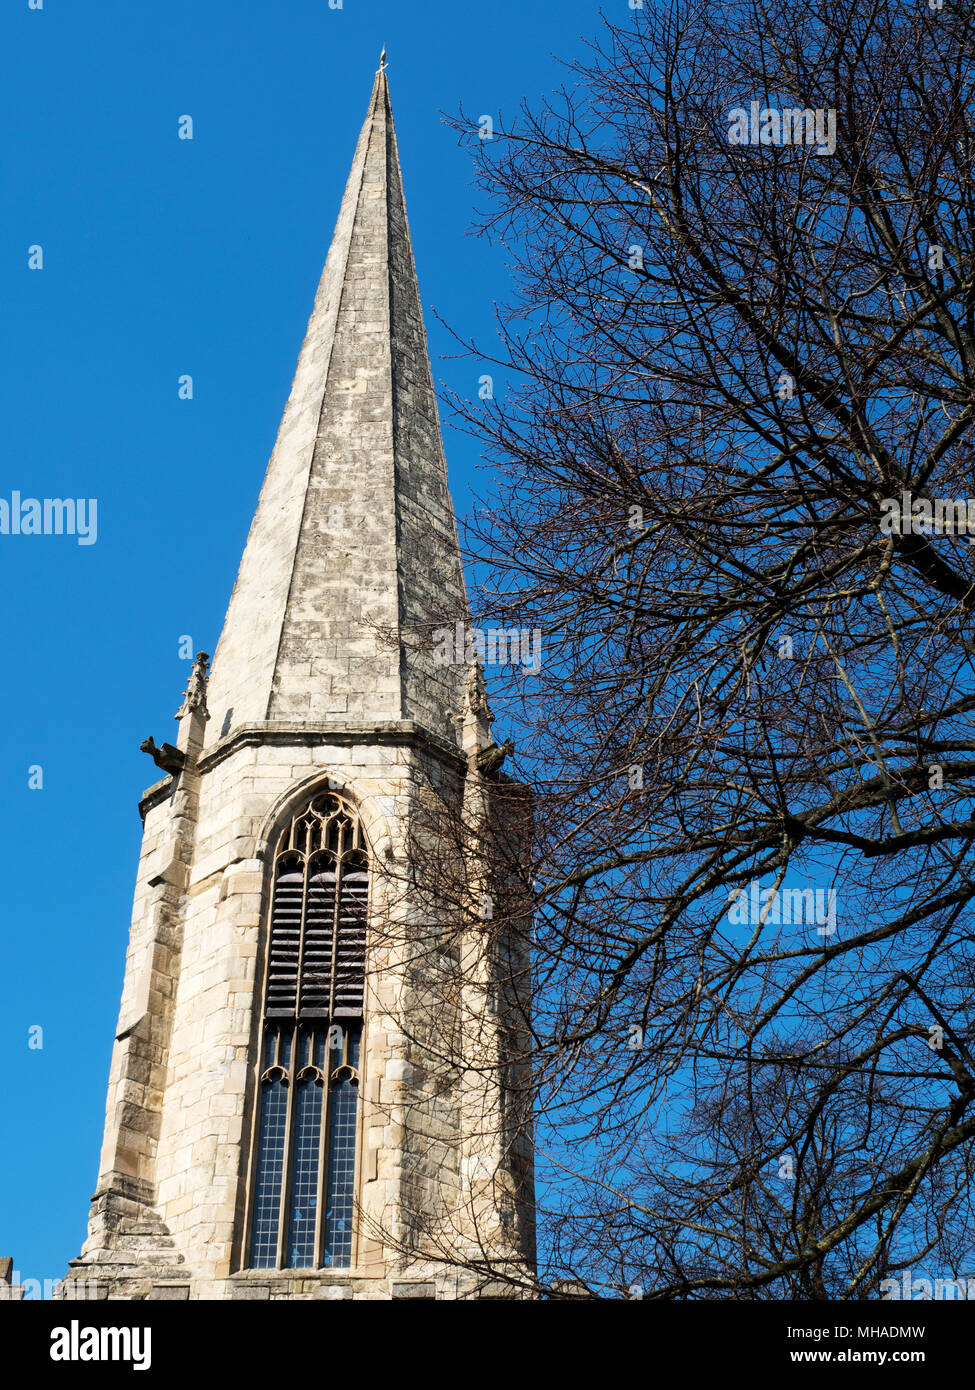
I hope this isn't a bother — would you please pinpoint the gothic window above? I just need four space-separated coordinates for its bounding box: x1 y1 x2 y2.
247 792 368 1270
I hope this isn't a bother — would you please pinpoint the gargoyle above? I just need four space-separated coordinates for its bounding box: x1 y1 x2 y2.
474 738 514 776
140 736 186 775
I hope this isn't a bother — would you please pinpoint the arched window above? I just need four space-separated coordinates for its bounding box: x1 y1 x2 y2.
247 792 368 1270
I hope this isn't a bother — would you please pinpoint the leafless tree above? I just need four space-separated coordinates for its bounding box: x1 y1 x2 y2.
402 0 975 1298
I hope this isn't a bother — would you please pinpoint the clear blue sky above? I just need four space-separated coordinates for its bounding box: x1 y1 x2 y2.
0 0 604 1290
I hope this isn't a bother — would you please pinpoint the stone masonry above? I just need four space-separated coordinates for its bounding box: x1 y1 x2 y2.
59 63 534 1302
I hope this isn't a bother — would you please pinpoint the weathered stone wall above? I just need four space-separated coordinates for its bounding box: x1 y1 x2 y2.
67 724 533 1299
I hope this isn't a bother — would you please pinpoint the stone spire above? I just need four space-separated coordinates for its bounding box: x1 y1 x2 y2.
62 68 533 1302
204 66 469 750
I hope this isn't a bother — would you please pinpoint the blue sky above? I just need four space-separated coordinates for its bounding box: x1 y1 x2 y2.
0 0 607 1289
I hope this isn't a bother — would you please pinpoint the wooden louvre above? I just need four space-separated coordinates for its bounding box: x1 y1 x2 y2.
264 794 368 1023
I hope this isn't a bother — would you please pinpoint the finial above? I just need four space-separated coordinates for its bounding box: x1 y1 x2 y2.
465 660 493 721
378 46 388 73
175 651 211 722
461 659 497 762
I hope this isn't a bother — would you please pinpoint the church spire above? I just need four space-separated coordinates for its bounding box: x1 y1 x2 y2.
65 68 533 1305
204 66 469 750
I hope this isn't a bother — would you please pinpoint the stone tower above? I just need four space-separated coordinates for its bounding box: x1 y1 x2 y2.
64 61 534 1302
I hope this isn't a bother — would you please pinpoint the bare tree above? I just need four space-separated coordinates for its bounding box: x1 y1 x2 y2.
416 0 975 1298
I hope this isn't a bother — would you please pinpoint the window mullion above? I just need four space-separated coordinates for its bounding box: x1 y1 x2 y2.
314 1029 329 1268
295 847 311 1020
275 1024 297 1269
328 848 342 1021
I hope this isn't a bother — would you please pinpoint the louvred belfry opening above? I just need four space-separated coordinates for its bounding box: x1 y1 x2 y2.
247 792 369 1270
265 796 368 1022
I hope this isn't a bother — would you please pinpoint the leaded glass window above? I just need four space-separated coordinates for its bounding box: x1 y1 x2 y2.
247 793 367 1270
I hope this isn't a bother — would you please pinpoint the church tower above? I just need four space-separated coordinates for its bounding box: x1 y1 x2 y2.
65 61 534 1302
